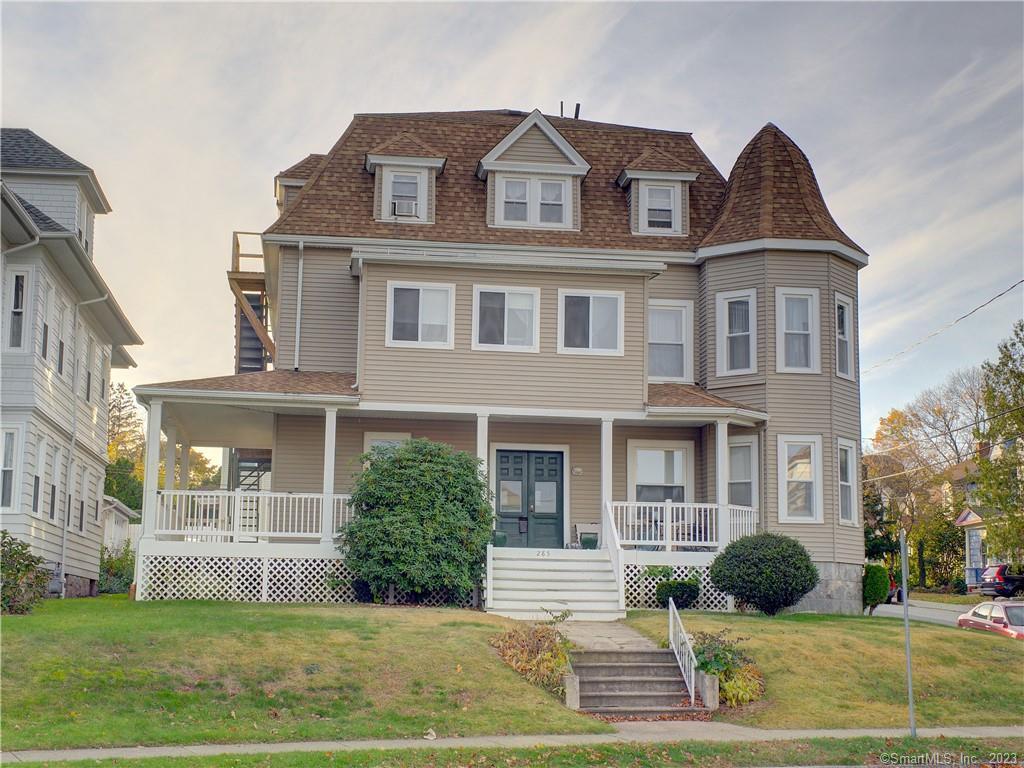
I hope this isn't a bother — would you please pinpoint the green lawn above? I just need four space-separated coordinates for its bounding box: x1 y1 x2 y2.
2 596 608 751
13 737 1024 768
626 610 1024 729
910 591 986 606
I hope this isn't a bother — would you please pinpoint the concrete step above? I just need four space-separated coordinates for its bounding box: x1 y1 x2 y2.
491 569 615 583
573 650 676 665
573 662 682 678
491 560 614 572
489 598 622 613
492 547 611 561
491 588 618 601
580 691 694 708
579 676 686 694
580 704 702 717
487 608 626 621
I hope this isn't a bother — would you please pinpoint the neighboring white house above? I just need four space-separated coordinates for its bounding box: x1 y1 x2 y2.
102 494 140 551
1 129 143 597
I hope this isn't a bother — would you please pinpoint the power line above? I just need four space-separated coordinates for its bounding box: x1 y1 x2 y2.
862 433 1020 484
863 279 1023 375
861 404 1024 452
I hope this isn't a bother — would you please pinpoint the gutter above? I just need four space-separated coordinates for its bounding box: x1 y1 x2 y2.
1 233 41 258
294 240 303 371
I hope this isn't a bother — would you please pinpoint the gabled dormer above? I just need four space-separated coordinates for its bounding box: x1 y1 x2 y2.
477 109 590 231
364 132 446 225
617 148 699 237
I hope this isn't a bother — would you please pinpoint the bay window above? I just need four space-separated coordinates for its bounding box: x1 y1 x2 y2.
472 286 539 352
777 434 823 523
838 438 857 524
776 287 820 373
495 175 572 229
558 289 624 356
648 299 693 382
715 289 756 376
386 281 455 349
835 292 854 380
7 272 27 350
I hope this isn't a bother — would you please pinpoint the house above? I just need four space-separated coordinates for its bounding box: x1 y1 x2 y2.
102 494 140 551
1 129 143 597
132 109 867 617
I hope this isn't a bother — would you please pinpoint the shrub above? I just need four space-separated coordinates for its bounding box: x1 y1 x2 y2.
1 530 49 614
952 577 968 595
341 438 492 602
692 629 751 677
490 622 571 695
862 563 889 615
99 542 136 594
709 533 818 615
655 577 700 609
720 663 765 707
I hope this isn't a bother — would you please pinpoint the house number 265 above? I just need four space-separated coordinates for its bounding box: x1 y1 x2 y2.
535 550 551 558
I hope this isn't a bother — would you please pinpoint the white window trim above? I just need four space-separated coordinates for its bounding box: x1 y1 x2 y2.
556 288 625 357
363 432 412 452
715 288 757 377
626 439 696 503
384 280 456 350
471 285 541 353
4 269 31 353
637 180 684 236
1 426 22 510
777 434 824 524
837 437 858 526
775 286 821 374
728 434 759 510
647 298 694 383
835 291 855 381
494 173 574 230
379 167 429 224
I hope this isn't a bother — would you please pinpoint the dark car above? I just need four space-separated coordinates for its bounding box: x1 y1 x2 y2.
968 564 1024 599
957 601 1024 640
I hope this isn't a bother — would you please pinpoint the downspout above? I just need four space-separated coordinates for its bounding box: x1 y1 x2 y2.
293 240 304 371
1 234 41 258
59 293 108 598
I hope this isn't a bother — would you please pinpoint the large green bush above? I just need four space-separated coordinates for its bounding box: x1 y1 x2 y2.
862 563 889 615
1 530 49 614
709 533 818 615
99 542 135 594
341 438 492 601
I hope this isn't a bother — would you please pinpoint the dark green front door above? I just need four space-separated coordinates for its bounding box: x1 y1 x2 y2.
495 450 564 548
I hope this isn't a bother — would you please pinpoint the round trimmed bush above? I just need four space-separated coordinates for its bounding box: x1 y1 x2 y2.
709 533 818 615
341 438 493 602
655 578 700 609
862 563 889 615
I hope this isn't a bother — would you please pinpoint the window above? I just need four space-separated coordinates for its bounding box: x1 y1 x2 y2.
41 281 52 361
648 299 693 382
728 435 759 509
100 354 108 400
32 435 47 516
715 289 757 376
627 440 694 502
495 175 572 229
7 272 27 349
380 168 428 223
1 429 18 508
472 286 540 352
363 432 411 452
77 467 87 531
776 287 820 373
835 292 854 380
638 181 684 235
838 438 857 525
49 445 60 520
777 434 823 523
558 290 624 356
85 336 94 402
56 302 66 375
385 281 455 350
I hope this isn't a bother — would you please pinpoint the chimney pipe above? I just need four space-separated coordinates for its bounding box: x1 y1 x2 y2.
560 101 564 118
574 103 581 119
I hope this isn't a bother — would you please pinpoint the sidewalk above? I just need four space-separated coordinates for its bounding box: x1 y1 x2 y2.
4 723 1020 763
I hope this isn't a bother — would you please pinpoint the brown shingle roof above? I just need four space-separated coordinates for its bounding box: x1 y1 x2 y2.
142 370 358 397
368 131 442 157
700 123 865 254
647 383 755 410
267 110 726 251
623 146 695 173
278 154 325 180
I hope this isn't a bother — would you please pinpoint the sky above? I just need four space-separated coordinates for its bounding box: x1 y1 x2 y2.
3 1 1022 456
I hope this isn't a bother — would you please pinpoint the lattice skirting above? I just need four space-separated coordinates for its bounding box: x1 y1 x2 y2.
138 555 479 608
623 563 732 612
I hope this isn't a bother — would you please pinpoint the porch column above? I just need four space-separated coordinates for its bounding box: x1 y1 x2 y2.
476 414 489 479
321 407 338 544
163 425 177 491
178 442 190 490
716 418 730 551
140 399 163 541
601 418 614 515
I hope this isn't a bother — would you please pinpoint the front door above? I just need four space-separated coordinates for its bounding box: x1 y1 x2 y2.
495 450 564 548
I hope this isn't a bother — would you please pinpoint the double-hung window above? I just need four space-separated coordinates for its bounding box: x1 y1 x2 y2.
627 440 694 503
386 281 455 349
6 272 27 350
715 289 756 376
56 302 66 375
472 286 539 352
837 438 857 525
648 299 693 382
41 280 52 361
85 336 94 402
558 289 624 356
1 428 19 508
776 287 820 373
496 175 572 229
49 446 60 520
835 292 854 380
32 436 47 515
728 435 759 508
381 168 428 222
777 434 823 523
638 182 683 235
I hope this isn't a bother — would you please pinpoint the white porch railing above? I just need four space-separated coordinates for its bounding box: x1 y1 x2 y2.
155 490 353 542
608 501 757 550
601 501 626 610
668 597 698 706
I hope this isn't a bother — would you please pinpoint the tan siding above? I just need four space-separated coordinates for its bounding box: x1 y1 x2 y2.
648 265 699 302
572 177 581 230
486 174 495 226
628 182 638 233
705 252 768 393
496 125 569 163
360 264 647 410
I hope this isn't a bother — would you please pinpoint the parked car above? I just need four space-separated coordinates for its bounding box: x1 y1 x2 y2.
957 601 1024 640
885 575 903 604
968 564 1024 598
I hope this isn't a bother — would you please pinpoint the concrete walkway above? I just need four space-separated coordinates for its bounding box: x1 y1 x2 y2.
558 620 657 650
3 724 1021 763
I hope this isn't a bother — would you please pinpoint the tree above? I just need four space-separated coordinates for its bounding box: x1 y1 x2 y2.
863 483 899 567
104 456 144 510
975 320 1024 565
107 382 144 463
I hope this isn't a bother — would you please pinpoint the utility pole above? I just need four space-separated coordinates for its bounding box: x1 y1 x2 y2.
899 527 917 737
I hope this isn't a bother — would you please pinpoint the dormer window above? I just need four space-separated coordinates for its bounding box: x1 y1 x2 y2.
495 175 571 229
642 184 676 232
365 135 445 225
617 152 698 237
382 168 428 223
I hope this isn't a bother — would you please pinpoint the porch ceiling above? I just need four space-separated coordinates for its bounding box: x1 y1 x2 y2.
162 401 276 448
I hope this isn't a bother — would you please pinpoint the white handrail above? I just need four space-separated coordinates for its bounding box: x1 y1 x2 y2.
485 543 494 609
602 500 626 610
668 597 698 707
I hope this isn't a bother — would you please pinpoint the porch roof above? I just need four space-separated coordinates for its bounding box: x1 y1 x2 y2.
135 370 359 403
